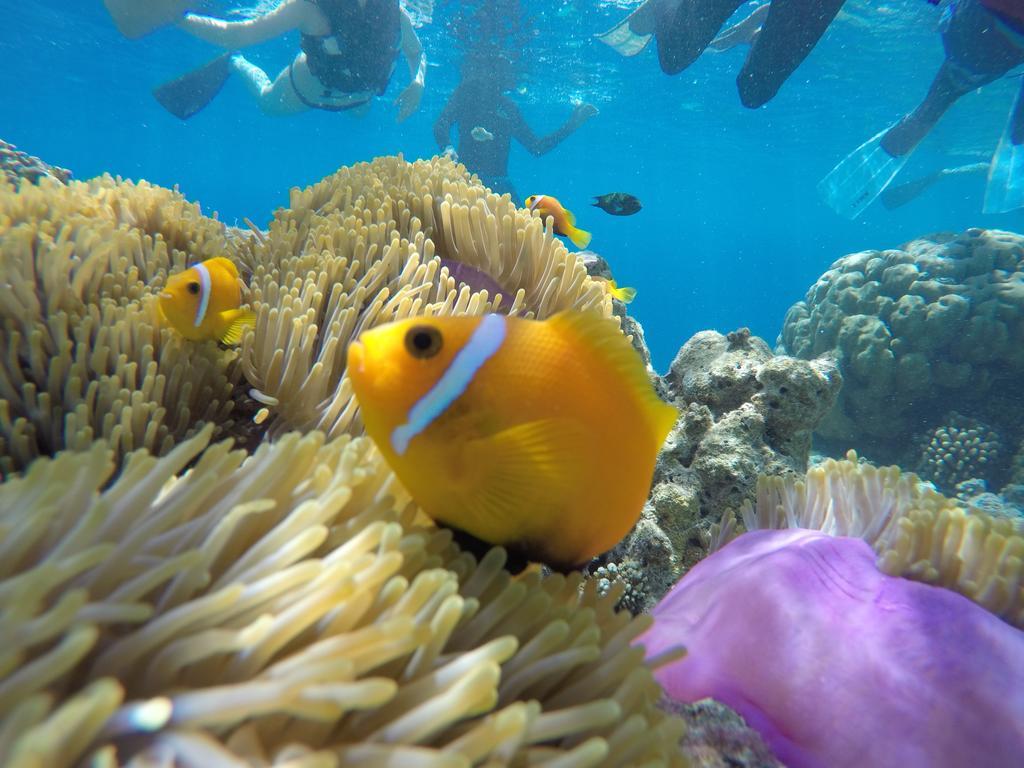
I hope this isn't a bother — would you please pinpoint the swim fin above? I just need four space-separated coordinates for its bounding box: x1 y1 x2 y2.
153 53 235 120
104 0 190 39
596 1 656 56
983 88 1024 214
882 163 989 210
818 125 912 219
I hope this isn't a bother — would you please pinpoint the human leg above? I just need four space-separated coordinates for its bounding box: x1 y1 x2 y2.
230 54 309 116
655 0 745 75
736 0 844 108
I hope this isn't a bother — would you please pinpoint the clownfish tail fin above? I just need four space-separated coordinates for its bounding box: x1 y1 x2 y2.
568 226 592 249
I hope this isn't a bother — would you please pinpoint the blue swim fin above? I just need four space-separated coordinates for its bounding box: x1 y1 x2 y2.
153 53 235 120
983 89 1024 214
818 125 912 219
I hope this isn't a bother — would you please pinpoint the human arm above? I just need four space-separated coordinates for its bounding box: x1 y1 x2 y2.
433 85 464 150
511 101 598 157
395 9 426 122
177 0 328 49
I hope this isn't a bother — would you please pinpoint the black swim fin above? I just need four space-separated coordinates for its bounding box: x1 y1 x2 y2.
153 53 234 120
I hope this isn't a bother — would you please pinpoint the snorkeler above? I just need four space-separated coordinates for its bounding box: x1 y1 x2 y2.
432 53 598 200
105 0 426 121
820 0 1024 218
598 0 846 108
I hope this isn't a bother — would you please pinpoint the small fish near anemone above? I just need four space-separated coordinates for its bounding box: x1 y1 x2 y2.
347 311 678 571
592 192 642 216
157 256 256 344
593 276 637 304
524 194 592 250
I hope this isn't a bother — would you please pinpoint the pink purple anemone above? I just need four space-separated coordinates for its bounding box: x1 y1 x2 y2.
639 528 1024 768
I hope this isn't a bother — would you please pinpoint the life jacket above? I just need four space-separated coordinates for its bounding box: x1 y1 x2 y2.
301 0 401 95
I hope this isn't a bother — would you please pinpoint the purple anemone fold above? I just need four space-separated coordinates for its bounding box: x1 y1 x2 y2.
638 528 1024 768
438 258 507 298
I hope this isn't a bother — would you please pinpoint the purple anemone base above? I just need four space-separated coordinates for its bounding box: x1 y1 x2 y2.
638 528 1024 768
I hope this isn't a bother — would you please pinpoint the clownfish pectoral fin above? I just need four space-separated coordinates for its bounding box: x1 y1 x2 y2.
218 308 257 345
549 311 677 443
567 225 592 250
457 418 586 539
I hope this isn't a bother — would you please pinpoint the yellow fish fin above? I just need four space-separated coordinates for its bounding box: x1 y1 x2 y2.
218 308 256 345
549 311 677 442
564 207 577 226
455 418 586 542
612 283 637 304
208 256 240 278
567 225 592 249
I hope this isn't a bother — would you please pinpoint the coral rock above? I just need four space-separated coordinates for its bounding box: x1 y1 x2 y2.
779 229 1024 464
596 329 840 611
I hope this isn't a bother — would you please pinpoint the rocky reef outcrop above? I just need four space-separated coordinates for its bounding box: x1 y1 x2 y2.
1 138 71 186
778 228 1024 467
594 327 841 612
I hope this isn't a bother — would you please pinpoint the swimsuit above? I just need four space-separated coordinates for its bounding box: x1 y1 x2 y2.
296 0 401 110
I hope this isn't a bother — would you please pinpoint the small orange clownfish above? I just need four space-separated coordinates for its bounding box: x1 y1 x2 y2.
347 310 678 571
157 257 256 345
525 194 592 250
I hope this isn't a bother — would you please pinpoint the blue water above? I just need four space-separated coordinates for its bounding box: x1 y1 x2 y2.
4 0 1022 370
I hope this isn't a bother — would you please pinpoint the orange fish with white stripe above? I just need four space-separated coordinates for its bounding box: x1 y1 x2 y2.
347 310 678 570
157 257 256 344
525 194 592 250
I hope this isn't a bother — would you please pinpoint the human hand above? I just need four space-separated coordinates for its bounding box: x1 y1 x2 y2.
572 102 599 126
395 80 424 123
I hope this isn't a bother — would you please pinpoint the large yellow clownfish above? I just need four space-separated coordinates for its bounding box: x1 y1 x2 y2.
347 310 677 570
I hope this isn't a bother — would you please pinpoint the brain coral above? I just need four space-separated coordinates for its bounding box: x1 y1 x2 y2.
779 228 1024 463
0 428 686 767
0 156 612 474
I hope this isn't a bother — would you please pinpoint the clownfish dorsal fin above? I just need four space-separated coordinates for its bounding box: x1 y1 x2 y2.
547 311 677 443
207 256 240 278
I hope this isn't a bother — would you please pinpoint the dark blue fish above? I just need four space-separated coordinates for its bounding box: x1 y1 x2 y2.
592 193 642 216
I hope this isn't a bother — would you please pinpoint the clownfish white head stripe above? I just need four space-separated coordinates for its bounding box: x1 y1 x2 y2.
391 313 507 456
193 261 212 327
528 194 546 212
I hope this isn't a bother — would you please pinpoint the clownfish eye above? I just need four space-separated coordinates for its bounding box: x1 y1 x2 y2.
404 325 443 359
187 281 201 295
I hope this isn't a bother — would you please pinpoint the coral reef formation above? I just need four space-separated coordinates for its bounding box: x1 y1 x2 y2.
597 328 840 612
660 699 783 768
0 155 613 475
0 427 687 767
779 228 1024 465
914 412 1005 494
1 139 71 186
642 528 1024 768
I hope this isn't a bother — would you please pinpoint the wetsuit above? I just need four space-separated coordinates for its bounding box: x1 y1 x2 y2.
297 0 401 110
